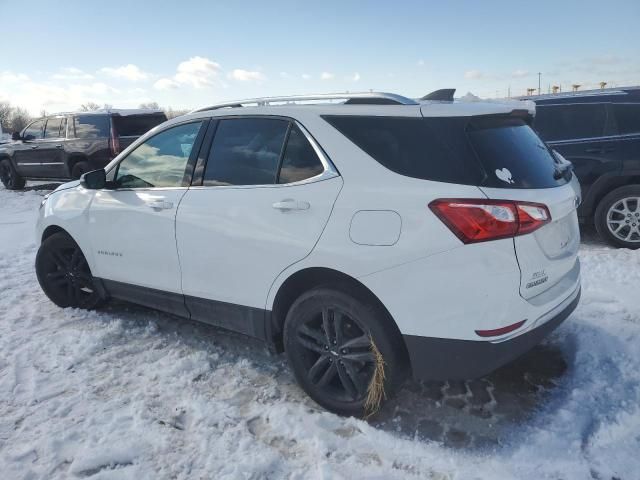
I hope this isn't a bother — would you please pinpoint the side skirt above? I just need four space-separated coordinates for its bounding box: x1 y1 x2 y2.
97 278 271 342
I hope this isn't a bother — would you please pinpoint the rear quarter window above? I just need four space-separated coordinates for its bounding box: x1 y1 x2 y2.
612 104 640 134
322 115 484 185
534 104 607 141
71 115 110 139
113 114 167 137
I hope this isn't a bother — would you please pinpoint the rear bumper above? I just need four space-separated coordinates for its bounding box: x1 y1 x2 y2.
404 286 580 381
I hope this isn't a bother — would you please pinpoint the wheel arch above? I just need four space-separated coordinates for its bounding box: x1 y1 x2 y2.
41 224 71 243
268 267 410 363
584 173 640 221
67 153 89 176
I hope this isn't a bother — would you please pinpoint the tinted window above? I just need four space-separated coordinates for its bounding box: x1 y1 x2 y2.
115 121 203 188
112 114 167 136
613 104 640 134
467 117 566 188
534 104 607 141
44 117 64 138
72 115 110 139
23 120 44 140
323 115 484 185
204 118 288 186
278 125 324 183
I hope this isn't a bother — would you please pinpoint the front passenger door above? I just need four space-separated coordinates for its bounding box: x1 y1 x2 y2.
87 120 207 310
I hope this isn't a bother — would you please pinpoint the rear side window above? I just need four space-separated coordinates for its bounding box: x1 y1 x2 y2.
112 114 167 137
613 104 640 134
534 104 607 141
323 116 483 185
204 118 289 186
467 117 566 188
71 115 110 139
278 125 324 183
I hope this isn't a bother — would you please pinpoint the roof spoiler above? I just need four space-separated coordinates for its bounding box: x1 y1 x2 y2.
421 88 456 102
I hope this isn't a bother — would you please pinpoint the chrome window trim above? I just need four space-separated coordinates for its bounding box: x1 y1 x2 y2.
17 162 65 166
547 132 640 146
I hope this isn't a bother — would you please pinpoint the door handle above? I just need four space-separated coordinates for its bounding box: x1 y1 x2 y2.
31 145 39 150
272 199 310 211
55 144 63 149
146 200 174 210
584 147 602 154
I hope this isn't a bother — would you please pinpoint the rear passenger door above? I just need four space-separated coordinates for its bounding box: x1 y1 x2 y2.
176 116 342 336
611 103 640 174
39 116 67 178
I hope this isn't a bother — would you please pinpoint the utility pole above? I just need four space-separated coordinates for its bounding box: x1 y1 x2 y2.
538 72 542 95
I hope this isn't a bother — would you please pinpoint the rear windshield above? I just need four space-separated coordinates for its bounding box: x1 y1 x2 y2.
323 115 567 189
112 113 167 137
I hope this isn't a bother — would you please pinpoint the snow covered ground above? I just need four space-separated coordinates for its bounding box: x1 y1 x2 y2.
0 185 638 479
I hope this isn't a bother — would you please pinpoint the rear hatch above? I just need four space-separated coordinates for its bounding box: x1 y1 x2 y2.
464 114 581 300
111 112 167 149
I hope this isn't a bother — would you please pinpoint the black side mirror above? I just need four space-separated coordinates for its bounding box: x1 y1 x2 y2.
11 132 21 141
80 169 106 189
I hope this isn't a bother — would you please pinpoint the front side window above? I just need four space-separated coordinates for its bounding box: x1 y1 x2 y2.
71 115 110 139
23 119 45 140
203 118 289 186
115 121 203 188
278 125 324 183
534 104 607 141
44 117 64 138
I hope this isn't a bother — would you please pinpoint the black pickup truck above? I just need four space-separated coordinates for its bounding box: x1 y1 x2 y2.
0 109 167 189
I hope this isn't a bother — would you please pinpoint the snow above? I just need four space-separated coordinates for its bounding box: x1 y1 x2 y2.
0 186 639 479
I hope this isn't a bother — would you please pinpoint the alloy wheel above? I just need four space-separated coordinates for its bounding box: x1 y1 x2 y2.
606 196 640 244
40 243 97 308
295 307 375 402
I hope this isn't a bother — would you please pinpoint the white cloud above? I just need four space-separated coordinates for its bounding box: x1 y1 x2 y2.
228 69 266 82
100 64 149 82
279 72 290 79
350 72 361 82
464 70 484 80
175 56 221 88
0 71 29 83
153 78 179 90
417 59 425 67
301 73 311 80
511 69 529 78
320 72 335 80
52 67 94 81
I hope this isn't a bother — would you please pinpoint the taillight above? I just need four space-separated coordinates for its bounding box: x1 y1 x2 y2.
429 199 551 244
109 122 120 158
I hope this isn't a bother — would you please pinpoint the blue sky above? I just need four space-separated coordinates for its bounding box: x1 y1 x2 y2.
1 0 639 114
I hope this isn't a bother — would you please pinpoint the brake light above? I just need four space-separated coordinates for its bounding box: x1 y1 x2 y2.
109 122 120 158
429 199 551 244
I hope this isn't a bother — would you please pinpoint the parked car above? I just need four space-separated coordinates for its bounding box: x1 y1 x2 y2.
525 86 640 249
0 109 167 190
34 91 581 416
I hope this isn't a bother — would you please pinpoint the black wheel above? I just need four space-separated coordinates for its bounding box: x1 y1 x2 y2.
595 185 640 249
284 286 408 417
0 158 26 190
36 232 103 309
71 161 89 180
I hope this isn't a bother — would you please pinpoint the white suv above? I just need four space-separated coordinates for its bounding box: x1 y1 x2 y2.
35 91 581 416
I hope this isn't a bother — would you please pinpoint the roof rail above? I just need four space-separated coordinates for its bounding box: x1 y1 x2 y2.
191 92 419 113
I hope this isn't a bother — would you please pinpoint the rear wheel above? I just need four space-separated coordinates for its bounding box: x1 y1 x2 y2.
284 286 407 417
71 161 89 179
36 232 103 309
0 158 26 190
595 185 640 249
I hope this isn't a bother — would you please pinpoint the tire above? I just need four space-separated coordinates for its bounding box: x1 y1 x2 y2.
283 286 408 417
594 185 640 249
35 232 103 309
71 161 89 180
0 158 26 190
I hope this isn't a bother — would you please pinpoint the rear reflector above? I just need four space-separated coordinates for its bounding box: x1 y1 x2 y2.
429 198 551 244
475 319 527 338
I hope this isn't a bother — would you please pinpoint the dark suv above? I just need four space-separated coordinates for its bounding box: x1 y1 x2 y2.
527 86 640 248
0 109 167 189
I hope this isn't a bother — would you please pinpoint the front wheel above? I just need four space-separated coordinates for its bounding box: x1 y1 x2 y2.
0 158 26 190
595 185 640 249
284 286 408 417
36 232 103 309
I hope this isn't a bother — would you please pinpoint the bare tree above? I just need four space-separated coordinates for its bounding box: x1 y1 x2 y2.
9 108 31 132
139 102 160 110
0 102 12 129
40 109 48 118
79 102 101 112
165 107 189 119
